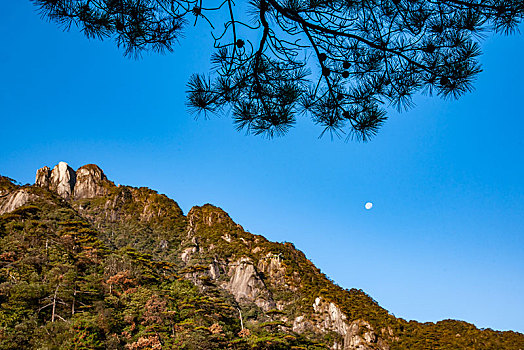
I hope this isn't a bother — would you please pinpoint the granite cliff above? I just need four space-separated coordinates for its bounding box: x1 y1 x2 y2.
35 162 112 200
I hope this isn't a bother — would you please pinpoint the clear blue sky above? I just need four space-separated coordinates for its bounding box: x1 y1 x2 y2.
1 1 523 333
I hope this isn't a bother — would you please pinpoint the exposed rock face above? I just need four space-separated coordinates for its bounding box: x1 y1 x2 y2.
227 258 276 311
178 203 390 349
310 297 388 350
49 162 76 200
35 166 51 187
312 297 350 336
183 205 277 311
293 315 317 334
257 252 289 289
181 247 197 263
292 298 389 350
96 186 132 222
35 162 111 200
187 204 237 233
74 164 108 199
0 190 37 215
208 260 221 280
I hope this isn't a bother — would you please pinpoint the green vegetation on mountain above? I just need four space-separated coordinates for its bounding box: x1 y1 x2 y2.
1 169 523 349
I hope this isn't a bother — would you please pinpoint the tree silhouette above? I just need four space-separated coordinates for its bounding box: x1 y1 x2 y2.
33 0 523 140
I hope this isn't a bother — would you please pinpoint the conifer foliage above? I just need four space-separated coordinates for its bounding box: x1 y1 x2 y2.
33 0 523 139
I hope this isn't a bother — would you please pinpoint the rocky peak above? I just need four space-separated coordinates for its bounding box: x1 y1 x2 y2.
74 164 109 199
35 162 112 200
187 204 242 234
49 162 76 200
35 166 51 187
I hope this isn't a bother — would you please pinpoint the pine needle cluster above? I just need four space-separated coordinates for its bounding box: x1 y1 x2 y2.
33 0 524 140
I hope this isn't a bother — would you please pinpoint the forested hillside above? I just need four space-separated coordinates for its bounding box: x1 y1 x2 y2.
1 163 523 349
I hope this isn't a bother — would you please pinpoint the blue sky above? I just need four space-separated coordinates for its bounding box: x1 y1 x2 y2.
1 1 523 333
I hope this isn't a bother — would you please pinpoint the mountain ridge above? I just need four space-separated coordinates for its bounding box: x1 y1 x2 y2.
0 162 523 349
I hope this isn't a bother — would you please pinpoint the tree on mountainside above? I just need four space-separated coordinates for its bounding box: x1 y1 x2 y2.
33 0 523 140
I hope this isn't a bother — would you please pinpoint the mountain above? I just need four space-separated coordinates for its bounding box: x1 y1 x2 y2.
1 162 523 350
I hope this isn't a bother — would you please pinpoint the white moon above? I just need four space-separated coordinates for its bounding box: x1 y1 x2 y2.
365 202 373 210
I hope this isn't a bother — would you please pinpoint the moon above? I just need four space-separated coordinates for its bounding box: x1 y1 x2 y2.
365 202 373 210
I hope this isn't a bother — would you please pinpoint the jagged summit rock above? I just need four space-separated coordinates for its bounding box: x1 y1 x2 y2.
49 162 76 200
35 162 112 200
35 166 51 187
74 164 109 199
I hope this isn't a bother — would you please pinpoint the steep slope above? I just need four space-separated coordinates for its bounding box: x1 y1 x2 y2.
0 163 523 350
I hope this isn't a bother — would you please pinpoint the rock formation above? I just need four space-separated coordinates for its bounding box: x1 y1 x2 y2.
227 258 276 311
35 162 111 200
35 166 51 187
74 164 109 199
311 296 385 350
0 189 37 215
48 162 76 200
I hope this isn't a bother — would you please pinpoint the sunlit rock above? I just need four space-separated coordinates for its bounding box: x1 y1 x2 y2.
49 162 76 200
35 166 51 188
74 164 108 199
0 189 36 215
